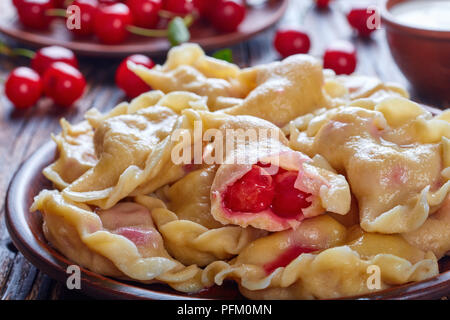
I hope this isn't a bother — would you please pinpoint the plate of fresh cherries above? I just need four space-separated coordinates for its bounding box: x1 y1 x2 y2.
0 0 288 57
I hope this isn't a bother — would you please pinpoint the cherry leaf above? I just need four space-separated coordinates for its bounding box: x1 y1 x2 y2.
168 17 190 46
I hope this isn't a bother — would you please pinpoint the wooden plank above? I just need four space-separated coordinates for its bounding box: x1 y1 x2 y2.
1 253 37 300
49 281 90 300
0 245 15 296
26 272 53 300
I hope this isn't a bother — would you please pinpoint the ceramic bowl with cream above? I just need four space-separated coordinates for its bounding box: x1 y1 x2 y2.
382 0 450 102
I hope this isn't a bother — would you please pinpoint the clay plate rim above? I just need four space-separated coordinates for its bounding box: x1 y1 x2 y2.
5 106 450 300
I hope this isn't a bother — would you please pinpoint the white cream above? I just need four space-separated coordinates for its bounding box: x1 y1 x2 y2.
390 0 450 31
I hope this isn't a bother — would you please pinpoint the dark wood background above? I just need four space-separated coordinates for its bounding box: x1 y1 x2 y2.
0 0 448 300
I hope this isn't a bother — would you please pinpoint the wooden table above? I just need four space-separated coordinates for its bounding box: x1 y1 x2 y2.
0 0 448 300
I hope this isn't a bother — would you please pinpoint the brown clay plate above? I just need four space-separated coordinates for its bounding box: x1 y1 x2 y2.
5 106 450 300
0 0 288 57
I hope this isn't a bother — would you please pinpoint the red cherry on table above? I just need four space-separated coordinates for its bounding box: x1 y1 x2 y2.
126 0 161 28
224 165 275 213
210 0 246 32
323 40 357 75
16 0 54 30
164 0 194 15
115 54 155 98
31 46 79 75
94 3 133 44
347 7 378 37
5 67 42 109
274 29 311 58
315 0 332 9
69 0 98 36
42 62 86 107
271 171 311 219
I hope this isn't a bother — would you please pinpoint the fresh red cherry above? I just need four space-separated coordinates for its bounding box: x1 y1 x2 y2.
115 227 153 246
13 0 25 7
31 46 79 75
323 40 357 75
42 62 86 107
52 0 66 7
192 0 213 17
315 0 332 9
347 7 378 37
94 3 133 44
69 0 98 36
115 54 155 98
210 0 246 32
224 165 275 213
271 171 311 219
274 29 311 58
126 0 161 28
98 0 121 3
16 0 54 30
5 67 42 109
164 0 194 15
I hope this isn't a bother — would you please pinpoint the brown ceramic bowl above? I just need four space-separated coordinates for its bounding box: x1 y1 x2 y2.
381 0 450 103
4 105 450 300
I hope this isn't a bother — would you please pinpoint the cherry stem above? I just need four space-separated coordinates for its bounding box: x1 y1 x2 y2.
158 10 197 24
126 14 194 38
126 25 168 38
12 48 36 59
0 42 35 59
184 14 194 28
158 10 176 19
46 8 68 18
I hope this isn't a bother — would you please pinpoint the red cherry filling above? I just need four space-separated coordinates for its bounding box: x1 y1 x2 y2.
224 165 275 213
263 245 315 274
115 227 153 246
223 165 312 219
271 171 311 219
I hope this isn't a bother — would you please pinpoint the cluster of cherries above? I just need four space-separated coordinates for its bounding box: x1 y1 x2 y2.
12 0 247 44
5 44 154 109
273 0 379 75
5 46 86 109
